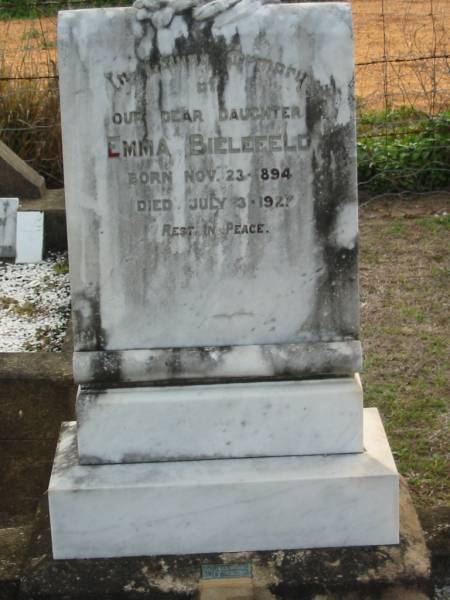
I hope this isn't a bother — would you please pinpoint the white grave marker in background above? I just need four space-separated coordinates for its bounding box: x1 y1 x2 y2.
0 198 18 259
15 211 44 263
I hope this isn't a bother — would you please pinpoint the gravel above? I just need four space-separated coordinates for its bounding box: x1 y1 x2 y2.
0 253 71 352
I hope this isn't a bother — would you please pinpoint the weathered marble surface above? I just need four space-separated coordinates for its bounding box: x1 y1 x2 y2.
73 340 362 384
0 198 18 258
27 479 429 599
15 211 44 263
49 409 399 559
58 3 359 360
76 376 363 463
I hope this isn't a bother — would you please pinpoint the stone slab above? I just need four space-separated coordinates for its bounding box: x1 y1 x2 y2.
0 198 18 259
48 408 398 559
19 479 430 599
76 376 363 464
58 3 359 357
0 140 46 200
73 340 362 385
15 211 44 263
20 189 67 253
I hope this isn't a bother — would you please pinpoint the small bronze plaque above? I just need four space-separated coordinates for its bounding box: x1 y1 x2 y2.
201 563 252 580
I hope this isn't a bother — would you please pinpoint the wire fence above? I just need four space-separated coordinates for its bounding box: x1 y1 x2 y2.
0 0 449 192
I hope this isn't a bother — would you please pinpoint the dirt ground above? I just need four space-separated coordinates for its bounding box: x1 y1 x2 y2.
0 0 449 110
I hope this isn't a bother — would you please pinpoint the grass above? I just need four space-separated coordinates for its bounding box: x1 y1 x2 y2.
0 55 63 187
0 1 127 19
360 204 449 507
20 27 40 40
0 296 39 317
13 301 39 317
0 295 18 309
357 108 450 194
52 256 69 275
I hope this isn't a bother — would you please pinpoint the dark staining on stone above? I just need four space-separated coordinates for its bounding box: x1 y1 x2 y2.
132 13 242 149
136 62 149 141
207 31 233 110
300 75 359 340
88 350 123 384
149 33 162 72
297 71 307 91
121 451 233 462
73 290 108 351
121 452 164 463
76 387 103 426
164 345 234 377
78 343 360 386
171 18 241 110
164 348 183 376
78 454 107 466
310 122 358 339
158 78 164 114
305 89 325 133
330 74 336 92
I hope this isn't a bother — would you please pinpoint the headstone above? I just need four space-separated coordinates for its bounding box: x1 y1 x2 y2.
59 2 361 365
0 140 46 200
49 0 399 559
0 197 18 258
15 211 44 263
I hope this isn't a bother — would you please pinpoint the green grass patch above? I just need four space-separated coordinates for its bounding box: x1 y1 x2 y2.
417 214 450 231
357 108 450 194
13 301 39 317
361 209 449 506
0 295 19 309
0 0 127 19
400 306 425 323
52 256 69 275
385 220 408 235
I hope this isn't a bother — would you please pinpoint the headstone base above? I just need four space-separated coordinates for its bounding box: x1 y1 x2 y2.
49 408 398 560
17 479 431 600
76 377 363 463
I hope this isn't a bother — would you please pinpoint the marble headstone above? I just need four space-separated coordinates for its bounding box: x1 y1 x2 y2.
49 1 399 559
15 211 44 263
59 2 361 384
0 198 18 258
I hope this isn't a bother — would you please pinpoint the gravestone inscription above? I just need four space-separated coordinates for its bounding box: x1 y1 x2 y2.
59 1 361 383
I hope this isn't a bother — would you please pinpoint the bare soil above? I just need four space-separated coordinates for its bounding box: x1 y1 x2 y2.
1 0 449 109
352 0 449 110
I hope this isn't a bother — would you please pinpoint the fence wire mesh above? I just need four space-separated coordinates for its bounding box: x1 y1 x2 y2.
0 0 449 192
